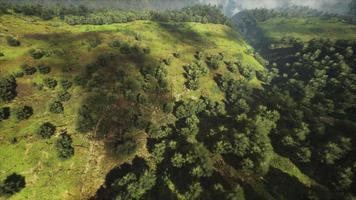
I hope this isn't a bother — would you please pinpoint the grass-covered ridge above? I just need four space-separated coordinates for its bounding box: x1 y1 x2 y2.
0 13 261 199
259 17 356 42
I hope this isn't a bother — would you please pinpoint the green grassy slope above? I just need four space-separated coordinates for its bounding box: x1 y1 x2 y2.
0 14 262 200
259 17 356 42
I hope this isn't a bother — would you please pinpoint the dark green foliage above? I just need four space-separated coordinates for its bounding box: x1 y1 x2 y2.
227 61 241 73
56 132 74 159
76 105 95 133
206 54 224 70
142 47 151 54
6 36 20 46
0 107 10 121
87 37 101 48
109 39 122 48
0 52 4 57
57 91 71 102
163 102 174 113
29 49 45 59
13 71 24 78
21 64 37 75
0 76 17 102
319 137 351 165
49 101 64 114
195 51 204 60
37 65 51 74
333 167 354 191
43 78 57 89
37 122 56 139
114 139 138 156
184 62 208 90
0 173 26 197
74 75 87 86
14 106 33 121
162 57 173 66
60 80 73 90
173 51 181 58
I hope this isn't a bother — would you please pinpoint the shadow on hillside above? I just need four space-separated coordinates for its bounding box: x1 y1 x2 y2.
90 156 148 200
157 22 214 48
262 167 330 200
20 30 173 154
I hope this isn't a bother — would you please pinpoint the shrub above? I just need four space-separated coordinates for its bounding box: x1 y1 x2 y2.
0 52 4 57
13 71 24 78
143 47 151 54
162 57 173 65
37 65 51 74
43 78 57 89
6 36 20 47
109 39 121 48
0 107 10 121
57 91 71 102
227 61 241 73
21 64 37 75
163 102 174 113
15 106 33 120
206 54 224 70
0 76 17 102
87 37 101 48
60 80 73 90
114 139 138 156
37 122 56 139
29 49 45 59
56 132 74 159
0 173 26 197
173 51 181 58
184 62 208 90
74 75 87 86
49 101 64 114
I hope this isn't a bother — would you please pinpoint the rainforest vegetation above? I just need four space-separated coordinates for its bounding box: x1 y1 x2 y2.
0 1 355 199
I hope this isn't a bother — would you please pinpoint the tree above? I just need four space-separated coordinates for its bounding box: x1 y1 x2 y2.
29 49 45 59
49 101 64 114
76 105 95 133
21 64 37 75
15 106 33 121
43 78 57 89
0 107 10 121
60 80 73 90
333 167 354 191
57 91 71 102
37 122 56 139
56 132 74 159
6 36 20 47
0 173 26 197
206 54 224 70
319 137 351 165
184 62 208 90
0 76 17 102
37 65 51 74
114 139 138 156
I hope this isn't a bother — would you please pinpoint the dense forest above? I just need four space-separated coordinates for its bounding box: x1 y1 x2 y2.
0 2 229 25
0 1 355 200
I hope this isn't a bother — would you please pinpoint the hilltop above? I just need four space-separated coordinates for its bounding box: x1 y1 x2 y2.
0 12 263 199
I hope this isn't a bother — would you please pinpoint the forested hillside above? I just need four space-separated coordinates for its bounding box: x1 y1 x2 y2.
0 2 355 200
